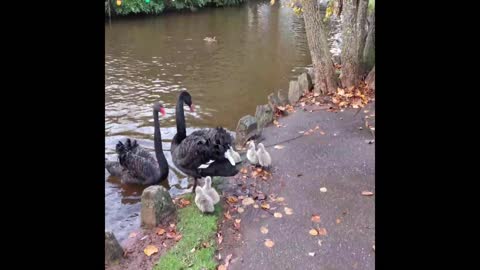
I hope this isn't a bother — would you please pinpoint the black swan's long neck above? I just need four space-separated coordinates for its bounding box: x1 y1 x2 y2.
175 95 187 142
154 109 169 180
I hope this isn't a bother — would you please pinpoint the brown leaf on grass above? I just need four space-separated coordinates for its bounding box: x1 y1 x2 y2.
264 239 275 248
311 214 321 223
317 228 327 236
224 211 232 220
166 232 176 239
309 229 319 236
260 226 269 234
362 191 374 196
144 245 158 256
156 228 166 235
175 234 183 242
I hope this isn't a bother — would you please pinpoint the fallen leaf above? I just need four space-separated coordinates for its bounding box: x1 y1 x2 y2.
190 247 196 253
318 240 323 246
309 229 319 236
337 88 345 96
264 239 275 248
298 131 305 134
240 167 248 174
253 204 259 209
311 214 321 223
274 212 283 218
144 245 158 256
242 197 255 206
218 265 226 270
129 232 137 238
315 126 320 130
156 228 166 235
362 191 374 196
174 234 182 241
336 218 341 224
261 203 270 210
225 254 233 268
170 223 176 229
262 176 268 180
166 232 176 239
284 207 293 215
320 131 325 135
217 233 223 245
224 211 232 220
275 197 285 202
317 228 327 236
274 145 285 149
277 106 286 111
202 242 210 248
320 187 327 192
251 171 259 177
273 120 279 125
339 101 348 107
237 207 244 213
256 168 263 172
314 93 320 97
308 252 315 257
260 226 269 234
227 196 238 203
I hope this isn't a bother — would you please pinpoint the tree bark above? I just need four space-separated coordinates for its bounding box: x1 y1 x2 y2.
365 65 375 91
301 0 338 95
356 0 369 73
340 0 369 88
363 8 375 71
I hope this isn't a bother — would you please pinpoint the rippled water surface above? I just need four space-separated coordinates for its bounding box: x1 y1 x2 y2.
105 1 313 242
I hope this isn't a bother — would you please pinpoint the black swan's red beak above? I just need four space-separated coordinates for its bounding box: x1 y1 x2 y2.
160 107 166 116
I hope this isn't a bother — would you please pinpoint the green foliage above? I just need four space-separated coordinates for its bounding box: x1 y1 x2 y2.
106 0 245 16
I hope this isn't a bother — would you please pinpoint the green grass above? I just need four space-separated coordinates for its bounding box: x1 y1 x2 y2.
154 191 223 270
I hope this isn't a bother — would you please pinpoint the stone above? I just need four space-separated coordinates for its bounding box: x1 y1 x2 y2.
255 104 274 130
267 92 282 109
105 231 123 264
235 115 259 147
277 89 289 106
298 72 313 93
288 80 301 104
141 186 176 229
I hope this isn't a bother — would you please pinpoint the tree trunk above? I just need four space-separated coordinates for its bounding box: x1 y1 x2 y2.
356 0 369 74
363 8 375 71
365 65 375 91
340 0 369 88
301 0 338 95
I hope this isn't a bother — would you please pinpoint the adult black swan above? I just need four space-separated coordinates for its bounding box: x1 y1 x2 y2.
105 102 169 185
171 91 241 192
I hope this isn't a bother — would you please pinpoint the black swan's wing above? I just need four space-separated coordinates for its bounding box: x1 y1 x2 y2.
126 139 157 165
117 144 160 184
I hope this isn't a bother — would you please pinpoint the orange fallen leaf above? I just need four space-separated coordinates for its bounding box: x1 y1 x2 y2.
227 196 238 203
317 228 327 236
224 211 232 220
274 212 283 218
256 168 263 172
309 229 319 236
166 232 176 239
240 167 248 174
311 214 321 223
261 203 270 210
284 207 293 215
260 226 269 234
315 126 320 130
144 245 158 256
264 239 275 248
237 207 245 213
156 228 166 235
336 218 341 224
253 204 259 209
217 232 223 245
235 219 241 224
362 191 374 196
218 265 226 270
276 197 285 202
251 171 259 177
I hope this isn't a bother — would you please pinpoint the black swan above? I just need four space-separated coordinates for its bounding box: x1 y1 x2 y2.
171 91 240 192
105 103 169 185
